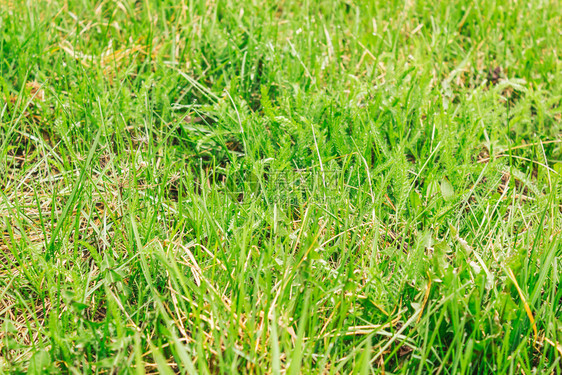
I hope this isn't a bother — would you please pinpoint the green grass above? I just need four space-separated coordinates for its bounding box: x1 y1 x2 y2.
1 0 562 373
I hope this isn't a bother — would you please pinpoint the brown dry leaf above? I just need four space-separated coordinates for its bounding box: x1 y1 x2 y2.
477 146 490 163
25 81 45 101
488 66 502 85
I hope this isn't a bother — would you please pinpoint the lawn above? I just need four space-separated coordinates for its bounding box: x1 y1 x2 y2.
1 0 562 373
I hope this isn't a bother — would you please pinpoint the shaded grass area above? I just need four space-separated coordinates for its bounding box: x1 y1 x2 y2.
1 0 562 373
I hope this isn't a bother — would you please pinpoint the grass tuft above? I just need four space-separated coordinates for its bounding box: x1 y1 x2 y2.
1 0 562 373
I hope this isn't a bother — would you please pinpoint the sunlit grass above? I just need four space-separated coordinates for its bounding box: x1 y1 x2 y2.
1 0 562 373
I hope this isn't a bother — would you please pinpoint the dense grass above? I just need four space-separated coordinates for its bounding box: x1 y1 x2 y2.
1 0 562 373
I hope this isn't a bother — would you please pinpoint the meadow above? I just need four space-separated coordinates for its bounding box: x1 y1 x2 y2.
1 0 562 373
